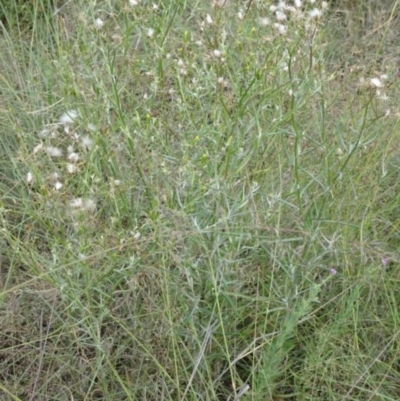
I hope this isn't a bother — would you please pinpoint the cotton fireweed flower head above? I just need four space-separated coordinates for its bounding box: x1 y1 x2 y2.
59 110 80 125
69 198 97 212
54 181 63 190
46 146 63 158
87 123 97 132
275 10 287 21
370 78 384 88
309 8 322 19
213 49 222 58
95 18 104 29
274 23 287 35
68 151 79 162
66 163 78 174
26 172 34 184
81 135 94 151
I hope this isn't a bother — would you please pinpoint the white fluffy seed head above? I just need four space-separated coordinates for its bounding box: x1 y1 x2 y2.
66 163 78 174
59 110 80 125
46 146 63 157
81 136 94 151
95 18 104 29
26 172 34 184
370 78 384 88
68 152 80 162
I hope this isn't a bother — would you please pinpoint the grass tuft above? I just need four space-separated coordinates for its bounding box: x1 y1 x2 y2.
1 0 400 400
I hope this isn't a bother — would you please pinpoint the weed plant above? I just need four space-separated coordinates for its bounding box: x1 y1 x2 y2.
1 0 400 400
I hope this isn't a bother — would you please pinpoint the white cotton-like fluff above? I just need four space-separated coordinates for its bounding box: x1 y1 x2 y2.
69 197 96 212
81 136 94 150
59 110 80 124
46 146 63 157
66 163 77 174
26 172 34 184
95 18 104 29
370 78 384 88
83 199 97 212
309 8 322 18
54 182 63 190
69 198 83 208
259 17 270 26
68 152 80 162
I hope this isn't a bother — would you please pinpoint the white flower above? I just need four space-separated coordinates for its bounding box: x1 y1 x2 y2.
68 152 79 162
294 0 302 7
259 17 270 26
81 135 94 151
69 198 96 212
83 199 96 212
309 8 322 18
378 92 389 102
59 110 80 124
46 146 63 157
66 163 77 174
95 18 104 29
54 182 63 190
276 10 287 21
274 23 287 35
129 0 139 6
370 78 384 88
213 49 222 57
147 28 154 37
26 172 34 184
70 198 83 208
206 14 213 24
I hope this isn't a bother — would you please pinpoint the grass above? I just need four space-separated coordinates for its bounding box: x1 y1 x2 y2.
1 0 400 400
